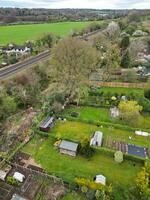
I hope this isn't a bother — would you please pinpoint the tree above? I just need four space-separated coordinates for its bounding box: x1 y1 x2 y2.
101 44 121 81
120 36 130 50
106 22 121 40
51 37 98 99
118 101 142 126
114 151 123 163
135 161 150 200
121 50 131 68
79 137 95 158
93 33 110 52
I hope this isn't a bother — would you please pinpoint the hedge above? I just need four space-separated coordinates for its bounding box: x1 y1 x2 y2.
96 147 145 164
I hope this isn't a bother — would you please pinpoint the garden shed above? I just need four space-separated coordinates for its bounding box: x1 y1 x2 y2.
59 140 78 157
110 107 119 118
90 131 103 147
13 172 25 183
11 194 27 200
39 116 55 132
94 175 106 185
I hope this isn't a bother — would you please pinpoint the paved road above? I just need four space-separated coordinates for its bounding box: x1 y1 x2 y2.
0 29 101 79
0 50 50 79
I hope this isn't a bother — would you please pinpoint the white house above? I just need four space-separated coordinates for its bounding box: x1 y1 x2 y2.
13 172 25 183
90 131 103 147
95 175 106 185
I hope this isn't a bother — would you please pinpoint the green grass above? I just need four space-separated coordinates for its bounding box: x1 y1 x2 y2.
62 106 150 130
61 192 86 200
22 135 142 188
50 120 149 147
96 87 144 97
0 21 92 45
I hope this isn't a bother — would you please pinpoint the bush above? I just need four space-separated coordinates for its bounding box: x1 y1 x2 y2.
6 176 21 186
36 130 49 137
144 89 150 100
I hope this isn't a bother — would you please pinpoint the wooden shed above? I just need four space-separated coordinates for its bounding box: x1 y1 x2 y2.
39 116 55 132
59 140 78 157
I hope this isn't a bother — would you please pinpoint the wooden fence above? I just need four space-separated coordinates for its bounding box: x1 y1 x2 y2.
90 81 150 89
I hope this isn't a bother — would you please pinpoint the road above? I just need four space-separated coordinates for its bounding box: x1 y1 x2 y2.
0 50 51 79
0 29 101 79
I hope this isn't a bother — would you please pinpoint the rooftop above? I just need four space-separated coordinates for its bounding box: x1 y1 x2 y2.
59 140 78 152
40 116 54 129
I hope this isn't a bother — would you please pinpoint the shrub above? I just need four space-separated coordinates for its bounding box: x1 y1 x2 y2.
144 89 150 100
6 176 20 186
114 151 124 163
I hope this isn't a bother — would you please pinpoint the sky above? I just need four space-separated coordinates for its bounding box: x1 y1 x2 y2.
0 0 150 9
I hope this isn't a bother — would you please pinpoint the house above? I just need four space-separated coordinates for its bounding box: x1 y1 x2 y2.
13 172 25 183
59 140 78 157
2 44 31 56
94 175 106 185
90 131 103 147
110 107 119 118
11 194 27 200
39 116 55 132
0 165 11 181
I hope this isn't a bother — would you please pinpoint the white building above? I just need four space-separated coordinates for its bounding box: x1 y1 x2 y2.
90 131 103 147
110 107 119 118
13 172 25 183
95 175 106 185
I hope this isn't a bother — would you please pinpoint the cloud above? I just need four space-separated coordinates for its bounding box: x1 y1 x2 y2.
1 0 150 9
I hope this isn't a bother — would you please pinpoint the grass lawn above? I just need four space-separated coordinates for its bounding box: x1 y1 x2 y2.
96 87 144 97
62 106 150 130
61 192 86 200
22 135 142 188
50 120 149 147
0 21 92 45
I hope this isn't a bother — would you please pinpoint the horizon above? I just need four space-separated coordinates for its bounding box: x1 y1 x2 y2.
1 0 150 9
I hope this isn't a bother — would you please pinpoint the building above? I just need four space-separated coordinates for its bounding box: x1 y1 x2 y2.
59 140 78 157
2 44 31 56
110 107 119 118
90 131 103 147
94 175 106 185
11 194 27 200
39 116 55 132
13 172 25 183
0 165 11 181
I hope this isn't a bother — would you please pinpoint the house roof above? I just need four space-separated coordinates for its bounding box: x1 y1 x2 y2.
40 116 54 129
59 140 78 152
11 194 27 200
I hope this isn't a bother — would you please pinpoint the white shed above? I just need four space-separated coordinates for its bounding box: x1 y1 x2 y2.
110 107 119 118
13 172 25 183
90 131 103 147
95 175 106 185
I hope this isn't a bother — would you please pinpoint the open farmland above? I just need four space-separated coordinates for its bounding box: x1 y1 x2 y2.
0 21 92 45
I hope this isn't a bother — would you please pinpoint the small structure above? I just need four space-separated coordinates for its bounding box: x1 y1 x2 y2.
135 131 150 137
13 172 25 183
39 116 55 132
59 140 78 157
94 175 106 185
127 144 148 158
110 107 119 118
90 131 103 147
11 194 27 200
0 165 11 181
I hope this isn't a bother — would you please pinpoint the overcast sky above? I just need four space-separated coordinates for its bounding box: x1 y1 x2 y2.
1 0 150 9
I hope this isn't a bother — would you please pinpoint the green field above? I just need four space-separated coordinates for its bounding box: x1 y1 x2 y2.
22 134 142 188
62 106 150 130
0 21 91 45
